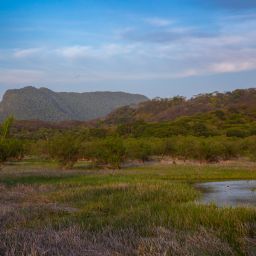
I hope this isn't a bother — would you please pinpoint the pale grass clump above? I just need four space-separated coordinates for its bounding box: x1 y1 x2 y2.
0 226 236 256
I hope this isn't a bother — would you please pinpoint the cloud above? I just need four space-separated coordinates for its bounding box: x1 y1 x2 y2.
193 0 256 10
56 46 92 59
121 27 217 43
210 61 256 74
144 18 173 27
56 44 136 59
13 48 43 58
0 69 44 84
1 12 256 86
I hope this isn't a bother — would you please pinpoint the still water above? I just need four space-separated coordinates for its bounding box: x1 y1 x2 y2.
196 180 256 207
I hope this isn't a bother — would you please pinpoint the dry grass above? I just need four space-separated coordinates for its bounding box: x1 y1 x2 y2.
0 226 236 256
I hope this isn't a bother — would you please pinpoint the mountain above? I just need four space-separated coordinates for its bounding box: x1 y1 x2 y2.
0 86 148 122
105 88 256 124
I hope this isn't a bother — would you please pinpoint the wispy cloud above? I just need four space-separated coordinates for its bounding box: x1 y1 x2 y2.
56 46 92 59
56 44 137 59
210 61 256 74
13 48 43 58
0 69 44 84
144 17 174 27
120 26 217 43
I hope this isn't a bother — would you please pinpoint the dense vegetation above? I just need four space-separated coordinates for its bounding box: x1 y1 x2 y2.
0 88 255 169
106 88 256 123
7 128 256 169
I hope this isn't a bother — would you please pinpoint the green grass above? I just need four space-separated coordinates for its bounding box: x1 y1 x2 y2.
1 162 256 254
1 163 256 185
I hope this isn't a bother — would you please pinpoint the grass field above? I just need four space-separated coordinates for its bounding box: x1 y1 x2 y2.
0 161 256 255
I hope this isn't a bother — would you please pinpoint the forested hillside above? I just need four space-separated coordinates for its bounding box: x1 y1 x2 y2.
0 86 148 121
106 88 256 124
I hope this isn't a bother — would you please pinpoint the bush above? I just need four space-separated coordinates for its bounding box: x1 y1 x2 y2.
220 138 239 160
0 117 24 167
48 134 81 168
242 136 256 161
175 136 201 161
226 128 248 138
0 141 9 163
198 140 225 162
125 139 152 162
87 137 126 169
0 139 24 164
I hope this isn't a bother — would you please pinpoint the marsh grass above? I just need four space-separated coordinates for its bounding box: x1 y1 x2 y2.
0 163 256 255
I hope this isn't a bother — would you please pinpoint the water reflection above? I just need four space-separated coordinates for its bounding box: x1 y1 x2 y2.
196 180 256 207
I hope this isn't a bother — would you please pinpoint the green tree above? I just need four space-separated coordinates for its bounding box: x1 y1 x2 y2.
48 134 81 169
125 139 152 163
0 117 24 168
102 137 126 169
0 116 14 141
87 137 126 169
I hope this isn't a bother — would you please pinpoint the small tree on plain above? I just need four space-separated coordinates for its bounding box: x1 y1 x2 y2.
48 134 81 169
0 117 24 168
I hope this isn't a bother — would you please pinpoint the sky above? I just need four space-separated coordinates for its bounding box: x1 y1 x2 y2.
0 0 256 99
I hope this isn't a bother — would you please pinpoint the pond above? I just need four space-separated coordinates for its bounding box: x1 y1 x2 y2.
196 180 256 207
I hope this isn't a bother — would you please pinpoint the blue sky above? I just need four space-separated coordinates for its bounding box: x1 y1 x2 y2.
0 0 256 98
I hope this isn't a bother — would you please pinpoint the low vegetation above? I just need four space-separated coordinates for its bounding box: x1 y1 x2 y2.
0 163 256 255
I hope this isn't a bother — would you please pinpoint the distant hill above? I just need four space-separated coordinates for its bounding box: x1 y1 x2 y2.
0 86 148 121
105 88 256 124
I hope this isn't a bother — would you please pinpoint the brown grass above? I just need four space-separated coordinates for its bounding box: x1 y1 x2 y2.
0 226 236 256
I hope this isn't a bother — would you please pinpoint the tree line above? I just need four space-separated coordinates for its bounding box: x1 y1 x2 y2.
1 117 256 169
29 134 256 169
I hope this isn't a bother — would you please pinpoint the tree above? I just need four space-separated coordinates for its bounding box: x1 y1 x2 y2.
0 117 24 168
48 134 81 169
0 116 14 141
125 139 152 163
98 137 126 169
192 122 211 137
159 138 177 160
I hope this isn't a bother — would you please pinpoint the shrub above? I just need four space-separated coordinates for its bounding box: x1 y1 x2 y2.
198 140 225 162
220 138 239 160
125 139 152 162
48 134 81 168
226 128 248 138
88 128 108 138
0 139 24 164
0 141 9 164
242 136 256 161
0 117 24 167
175 136 201 161
88 137 126 169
